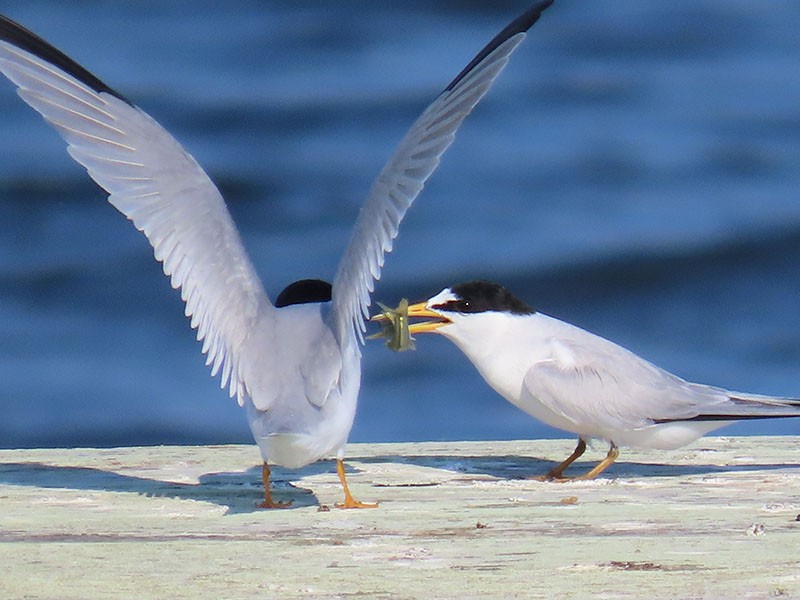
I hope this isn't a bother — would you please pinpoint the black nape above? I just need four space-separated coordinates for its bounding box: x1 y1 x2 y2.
442 280 534 315
275 279 332 308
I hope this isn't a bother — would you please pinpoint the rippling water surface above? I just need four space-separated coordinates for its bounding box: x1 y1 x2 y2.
1 1 799 449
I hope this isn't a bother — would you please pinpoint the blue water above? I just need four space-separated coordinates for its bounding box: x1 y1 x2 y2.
1 0 800 449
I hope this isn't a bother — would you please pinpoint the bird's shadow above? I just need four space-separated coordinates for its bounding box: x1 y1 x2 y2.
353 449 800 482
1 448 797 514
0 460 332 514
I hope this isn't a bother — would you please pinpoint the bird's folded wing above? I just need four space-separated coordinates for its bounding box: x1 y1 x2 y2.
330 1 553 349
0 16 271 404
522 337 720 432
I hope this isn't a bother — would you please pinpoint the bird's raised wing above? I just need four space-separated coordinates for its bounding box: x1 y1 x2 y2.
0 15 271 404
330 1 554 348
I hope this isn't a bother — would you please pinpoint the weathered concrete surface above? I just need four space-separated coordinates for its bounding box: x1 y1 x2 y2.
1 437 799 599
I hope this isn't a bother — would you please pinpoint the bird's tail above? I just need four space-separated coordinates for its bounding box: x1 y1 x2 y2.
685 390 800 422
652 387 800 424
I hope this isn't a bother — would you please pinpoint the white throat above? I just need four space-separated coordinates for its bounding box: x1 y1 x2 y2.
436 311 538 407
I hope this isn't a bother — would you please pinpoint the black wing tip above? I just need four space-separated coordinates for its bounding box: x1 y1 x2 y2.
0 13 131 105
653 414 800 424
444 0 555 92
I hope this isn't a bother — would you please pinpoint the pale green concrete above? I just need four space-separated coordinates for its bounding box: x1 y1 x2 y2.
1 437 799 599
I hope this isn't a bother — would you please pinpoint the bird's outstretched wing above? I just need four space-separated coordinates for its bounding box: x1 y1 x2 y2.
0 15 271 404
330 1 554 348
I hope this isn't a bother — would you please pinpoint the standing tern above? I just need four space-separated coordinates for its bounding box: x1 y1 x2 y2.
374 280 800 480
0 3 554 507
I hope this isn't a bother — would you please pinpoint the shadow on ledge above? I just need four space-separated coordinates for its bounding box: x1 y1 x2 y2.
353 452 800 481
1 449 798 513
0 461 321 514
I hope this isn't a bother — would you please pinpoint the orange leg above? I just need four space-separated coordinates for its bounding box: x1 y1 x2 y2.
542 438 588 480
334 459 378 509
569 443 619 481
257 462 292 509
535 440 620 482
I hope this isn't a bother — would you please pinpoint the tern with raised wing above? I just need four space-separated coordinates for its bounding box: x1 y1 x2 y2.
0 3 554 506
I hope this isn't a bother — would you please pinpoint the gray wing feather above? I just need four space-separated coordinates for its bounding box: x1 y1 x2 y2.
524 335 800 432
331 2 553 349
522 337 723 432
0 31 270 405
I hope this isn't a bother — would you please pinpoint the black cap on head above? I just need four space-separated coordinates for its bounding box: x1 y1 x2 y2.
434 280 533 315
275 279 332 308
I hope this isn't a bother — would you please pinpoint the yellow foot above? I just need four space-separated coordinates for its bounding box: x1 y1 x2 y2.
530 438 588 481
335 498 379 509
335 458 378 509
533 443 619 483
259 462 293 508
